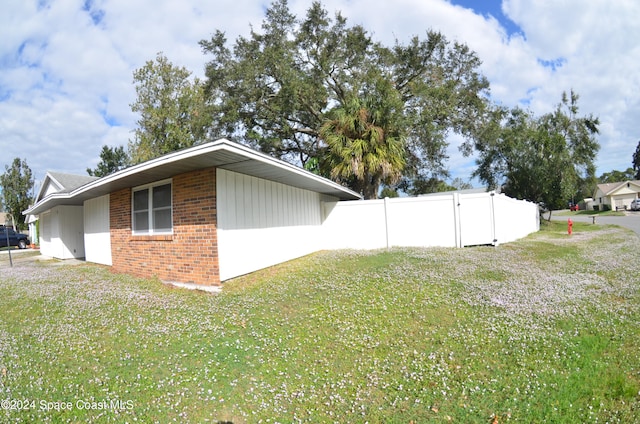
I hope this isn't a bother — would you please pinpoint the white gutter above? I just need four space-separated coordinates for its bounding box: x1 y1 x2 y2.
25 139 362 216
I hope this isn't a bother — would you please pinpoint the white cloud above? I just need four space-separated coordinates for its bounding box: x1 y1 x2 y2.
1 0 638 188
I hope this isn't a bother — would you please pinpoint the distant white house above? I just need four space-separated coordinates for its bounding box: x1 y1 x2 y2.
30 172 99 259
593 180 640 210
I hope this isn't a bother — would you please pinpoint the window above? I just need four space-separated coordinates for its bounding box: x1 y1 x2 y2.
132 181 172 234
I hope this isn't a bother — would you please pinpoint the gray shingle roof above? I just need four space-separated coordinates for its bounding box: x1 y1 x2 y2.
48 172 99 193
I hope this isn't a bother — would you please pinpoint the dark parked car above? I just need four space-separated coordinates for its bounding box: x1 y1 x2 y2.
0 226 30 249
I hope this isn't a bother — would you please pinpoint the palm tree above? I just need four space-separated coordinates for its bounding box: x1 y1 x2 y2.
320 96 405 199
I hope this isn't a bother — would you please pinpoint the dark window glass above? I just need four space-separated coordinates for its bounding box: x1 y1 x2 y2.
153 184 171 208
134 211 149 231
133 189 149 211
154 209 172 230
132 183 172 233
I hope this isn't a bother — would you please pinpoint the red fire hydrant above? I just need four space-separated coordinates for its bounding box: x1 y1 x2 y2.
567 218 573 235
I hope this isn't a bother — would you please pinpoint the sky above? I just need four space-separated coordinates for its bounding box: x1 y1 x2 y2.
1 0 639 193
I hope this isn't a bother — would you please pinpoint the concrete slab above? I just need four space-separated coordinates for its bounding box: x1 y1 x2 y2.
163 281 222 294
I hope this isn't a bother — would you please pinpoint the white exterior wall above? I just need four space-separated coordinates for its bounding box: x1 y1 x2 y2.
42 181 61 198
593 188 609 209
38 205 85 259
39 210 54 256
216 169 332 281
84 195 112 265
28 220 38 245
611 193 636 210
322 192 539 250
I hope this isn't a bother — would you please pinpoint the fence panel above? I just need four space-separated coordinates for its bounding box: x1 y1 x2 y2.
493 194 540 244
322 192 538 251
322 200 388 250
386 196 458 248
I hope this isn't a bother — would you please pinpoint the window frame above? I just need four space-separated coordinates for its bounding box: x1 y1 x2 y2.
131 179 173 235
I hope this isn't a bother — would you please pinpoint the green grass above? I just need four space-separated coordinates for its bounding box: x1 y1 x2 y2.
555 209 626 216
1 224 639 423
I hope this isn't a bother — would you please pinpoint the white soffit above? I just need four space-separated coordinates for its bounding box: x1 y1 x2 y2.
25 139 361 215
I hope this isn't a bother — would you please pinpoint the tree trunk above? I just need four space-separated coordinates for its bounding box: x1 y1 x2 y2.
362 184 376 200
362 175 381 200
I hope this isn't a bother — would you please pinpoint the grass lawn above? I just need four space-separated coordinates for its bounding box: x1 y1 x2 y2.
1 222 639 423
554 209 626 217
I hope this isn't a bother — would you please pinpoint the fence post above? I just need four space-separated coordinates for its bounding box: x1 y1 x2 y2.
453 192 462 248
383 197 390 248
490 191 498 246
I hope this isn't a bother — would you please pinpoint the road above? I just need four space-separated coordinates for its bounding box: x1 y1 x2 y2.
548 211 640 237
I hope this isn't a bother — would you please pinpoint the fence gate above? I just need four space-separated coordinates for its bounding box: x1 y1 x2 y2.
457 192 496 247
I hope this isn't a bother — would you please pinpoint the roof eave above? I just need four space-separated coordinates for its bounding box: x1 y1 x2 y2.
601 181 640 196
24 139 362 216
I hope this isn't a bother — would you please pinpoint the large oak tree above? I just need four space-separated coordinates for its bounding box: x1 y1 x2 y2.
200 0 491 198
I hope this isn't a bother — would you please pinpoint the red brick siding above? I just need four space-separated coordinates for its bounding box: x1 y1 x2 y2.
110 168 220 285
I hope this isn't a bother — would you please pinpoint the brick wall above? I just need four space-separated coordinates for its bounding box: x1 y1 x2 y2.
110 168 220 285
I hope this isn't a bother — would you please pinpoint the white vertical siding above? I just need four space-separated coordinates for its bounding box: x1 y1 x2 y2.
39 206 85 259
84 195 112 265
39 211 53 256
42 181 61 198
217 169 329 281
59 206 85 259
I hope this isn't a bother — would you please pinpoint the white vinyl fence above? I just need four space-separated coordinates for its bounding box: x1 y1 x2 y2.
322 191 539 250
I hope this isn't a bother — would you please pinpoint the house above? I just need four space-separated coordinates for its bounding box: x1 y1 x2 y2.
582 197 595 211
593 180 640 210
30 172 99 258
24 139 361 285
